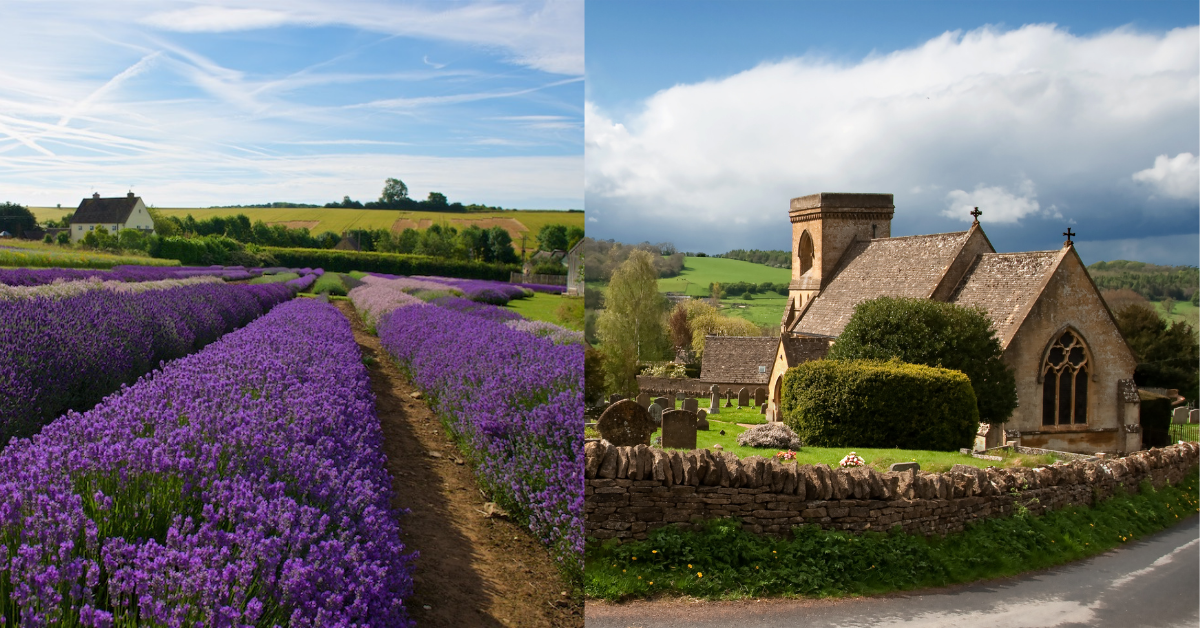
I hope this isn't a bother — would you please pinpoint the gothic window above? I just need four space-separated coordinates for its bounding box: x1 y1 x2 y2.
1042 330 1089 426
798 230 814 276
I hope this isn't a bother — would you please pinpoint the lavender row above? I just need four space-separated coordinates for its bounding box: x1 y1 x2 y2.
347 276 427 329
377 304 584 576
0 281 293 444
0 275 223 301
0 265 255 286
0 299 414 626
413 276 531 304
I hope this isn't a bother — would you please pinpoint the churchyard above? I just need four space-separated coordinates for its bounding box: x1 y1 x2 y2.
0 261 584 625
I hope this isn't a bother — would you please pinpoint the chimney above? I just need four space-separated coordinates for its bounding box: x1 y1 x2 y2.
128 191 135 198
93 192 100 199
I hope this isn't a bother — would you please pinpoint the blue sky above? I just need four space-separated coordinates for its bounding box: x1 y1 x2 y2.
0 0 583 209
585 1 1200 265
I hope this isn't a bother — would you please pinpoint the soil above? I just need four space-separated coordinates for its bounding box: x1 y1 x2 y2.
333 301 583 628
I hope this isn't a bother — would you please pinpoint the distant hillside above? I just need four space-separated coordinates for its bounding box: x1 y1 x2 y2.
1087 260 1198 302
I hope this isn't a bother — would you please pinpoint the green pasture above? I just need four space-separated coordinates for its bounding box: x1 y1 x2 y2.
656 256 791 296
651 419 1057 472
505 293 584 330
1151 300 1199 331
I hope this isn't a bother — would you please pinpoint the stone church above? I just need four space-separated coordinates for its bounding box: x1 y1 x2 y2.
766 193 1141 455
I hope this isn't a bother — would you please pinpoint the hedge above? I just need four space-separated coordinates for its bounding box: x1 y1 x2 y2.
1139 390 1174 448
154 235 245 266
256 246 516 280
781 359 979 451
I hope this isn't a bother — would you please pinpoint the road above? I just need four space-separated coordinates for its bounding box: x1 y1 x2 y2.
585 515 1198 628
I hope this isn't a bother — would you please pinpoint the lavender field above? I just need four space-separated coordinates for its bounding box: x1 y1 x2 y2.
0 298 415 626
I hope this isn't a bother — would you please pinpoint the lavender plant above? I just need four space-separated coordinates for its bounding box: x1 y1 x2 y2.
0 299 414 626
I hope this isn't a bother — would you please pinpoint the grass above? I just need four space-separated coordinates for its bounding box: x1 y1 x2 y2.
306 272 356 296
27 207 586 239
652 419 1055 472
249 272 300 284
668 397 768 425
584 468 1199 600
1169 423 1199 443
0 241 179 269
656 257 792 296
1151 300 1199 332
505 293 584 330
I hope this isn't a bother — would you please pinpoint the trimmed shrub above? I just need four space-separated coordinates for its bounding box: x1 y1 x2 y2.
828 296 1017 425
258 246 515 280
736 422 803 449
781 359 979 451
154 235 244 265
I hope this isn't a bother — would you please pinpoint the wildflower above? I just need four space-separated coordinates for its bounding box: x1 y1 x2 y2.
697 572 703 578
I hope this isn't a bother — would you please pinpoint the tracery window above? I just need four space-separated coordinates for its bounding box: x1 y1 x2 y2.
1042 330 1089 426
798 230 814 276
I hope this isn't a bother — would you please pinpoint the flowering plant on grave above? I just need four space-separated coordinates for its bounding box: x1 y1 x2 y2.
775 450 797 461
839 451 865 468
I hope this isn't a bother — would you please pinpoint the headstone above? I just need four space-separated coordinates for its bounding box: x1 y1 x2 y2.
759 403 767 415
608 394 625 404
661 410 698 449
765 404 776 423
696 409 709 431
682 398 699 414
889 462 920 473
635 392 651 409
754 387 767 407
709 384 720 395
676 392 686 401
647 402 664 427
708 392 720 415
654 396 671 410
1191 409 1199 424
1173 407 1189 424
724 391 733 408
737 387 750 408
596 399 655 447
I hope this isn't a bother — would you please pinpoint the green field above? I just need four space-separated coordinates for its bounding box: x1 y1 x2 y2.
656 256 791 296
504 293 584 330
1151 300 1199 330
0 239 179 269
33 206 583 240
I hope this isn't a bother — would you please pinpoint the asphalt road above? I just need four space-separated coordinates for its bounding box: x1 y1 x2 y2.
585 515 1199 628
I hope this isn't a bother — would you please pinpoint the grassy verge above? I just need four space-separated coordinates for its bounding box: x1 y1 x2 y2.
585 468 1199 600
249 272 300 284
654 420 1055 471
505 293 583 330
0 242 180 269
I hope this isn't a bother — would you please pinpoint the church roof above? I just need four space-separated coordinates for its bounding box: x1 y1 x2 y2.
780 335 830 366
950 250 1063 346
790 231 972 337
73 194 140 224
700 336 778 385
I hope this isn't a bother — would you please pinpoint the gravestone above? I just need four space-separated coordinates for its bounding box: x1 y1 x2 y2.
708 391 720 414
661 410 698 449
1173 407 1189 424
754 387 767 407
608 394 625 404
765 404 775 423
596 399 655 447
696 409 709 431
682 398 699 414
737 387 749 408
724 391 734 408
759 403 767 415
636 392 651 409
677 392 686 401
647 402 664 427
889 462 920 473
654 396 671 410
709 384 720 395
1191 409 1199 424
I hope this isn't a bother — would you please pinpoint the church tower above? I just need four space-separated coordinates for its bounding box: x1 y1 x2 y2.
783 193 894 329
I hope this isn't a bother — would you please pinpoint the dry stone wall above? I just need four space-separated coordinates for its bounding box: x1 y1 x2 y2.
584 441 1199 541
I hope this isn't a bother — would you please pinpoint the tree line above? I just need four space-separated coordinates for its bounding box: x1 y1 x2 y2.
1088 260 1198 303
583 239 685 283
715 248 791 268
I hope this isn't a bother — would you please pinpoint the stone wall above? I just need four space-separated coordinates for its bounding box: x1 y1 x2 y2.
635 376 713 398
584 441 1198 541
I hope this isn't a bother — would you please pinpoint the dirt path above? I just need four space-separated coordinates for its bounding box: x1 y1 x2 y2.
334 301 583 628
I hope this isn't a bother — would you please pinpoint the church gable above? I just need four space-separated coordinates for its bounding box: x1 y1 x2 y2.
950 249 1064 348
790 230 972 337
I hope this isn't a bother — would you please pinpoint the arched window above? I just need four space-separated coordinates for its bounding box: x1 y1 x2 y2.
798 230 814 276
1042 330 1089 426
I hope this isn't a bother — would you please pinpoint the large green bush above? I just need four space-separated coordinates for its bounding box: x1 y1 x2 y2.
154 235 244 265
257 246 515 280
828 296 1017 424
781 359 979 451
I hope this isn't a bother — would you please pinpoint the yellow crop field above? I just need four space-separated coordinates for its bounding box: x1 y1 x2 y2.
33 206 584 240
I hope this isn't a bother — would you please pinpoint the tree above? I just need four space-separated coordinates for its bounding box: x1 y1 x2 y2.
1115 303 1199 403
668 304 692 353
0 202 35 237
828 296 1018 424
426 191 448 207
566 225 585 251
487 226 519 264
536 224 569 252
596 250 671 395
380 178 408 204
395 228 420 254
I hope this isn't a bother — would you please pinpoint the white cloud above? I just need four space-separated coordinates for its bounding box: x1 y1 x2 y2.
586 23 1198 249
140 7 291 32
1132 153 1199 200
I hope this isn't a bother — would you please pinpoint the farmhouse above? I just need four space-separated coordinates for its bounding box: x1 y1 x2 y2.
767 193 1141 455
70 192 155 243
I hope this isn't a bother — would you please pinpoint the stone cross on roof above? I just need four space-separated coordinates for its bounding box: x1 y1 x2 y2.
1063 227 1075 246
970 207 982 223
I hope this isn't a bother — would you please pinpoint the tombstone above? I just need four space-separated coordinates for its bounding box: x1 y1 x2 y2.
595 399 655 447
654 396 671 410
737 387 750 408
709 384 720 395
889 462 920 473
676 392 686 401
608 394 625 404
1191 409 1199 425
1173 407 1189 424
765 403 776 423
647 402 664 427
759 402 767 415
696 409 709 431
661 410 698 449
754 387 767 407
682 398 699 414
724 391 734 408
635 392 651 409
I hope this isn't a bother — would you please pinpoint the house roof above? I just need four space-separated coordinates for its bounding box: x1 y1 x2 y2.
73 194 140 224
780 335 830 366
700 336 778 385
949 250 1063 347
790 231 972 337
